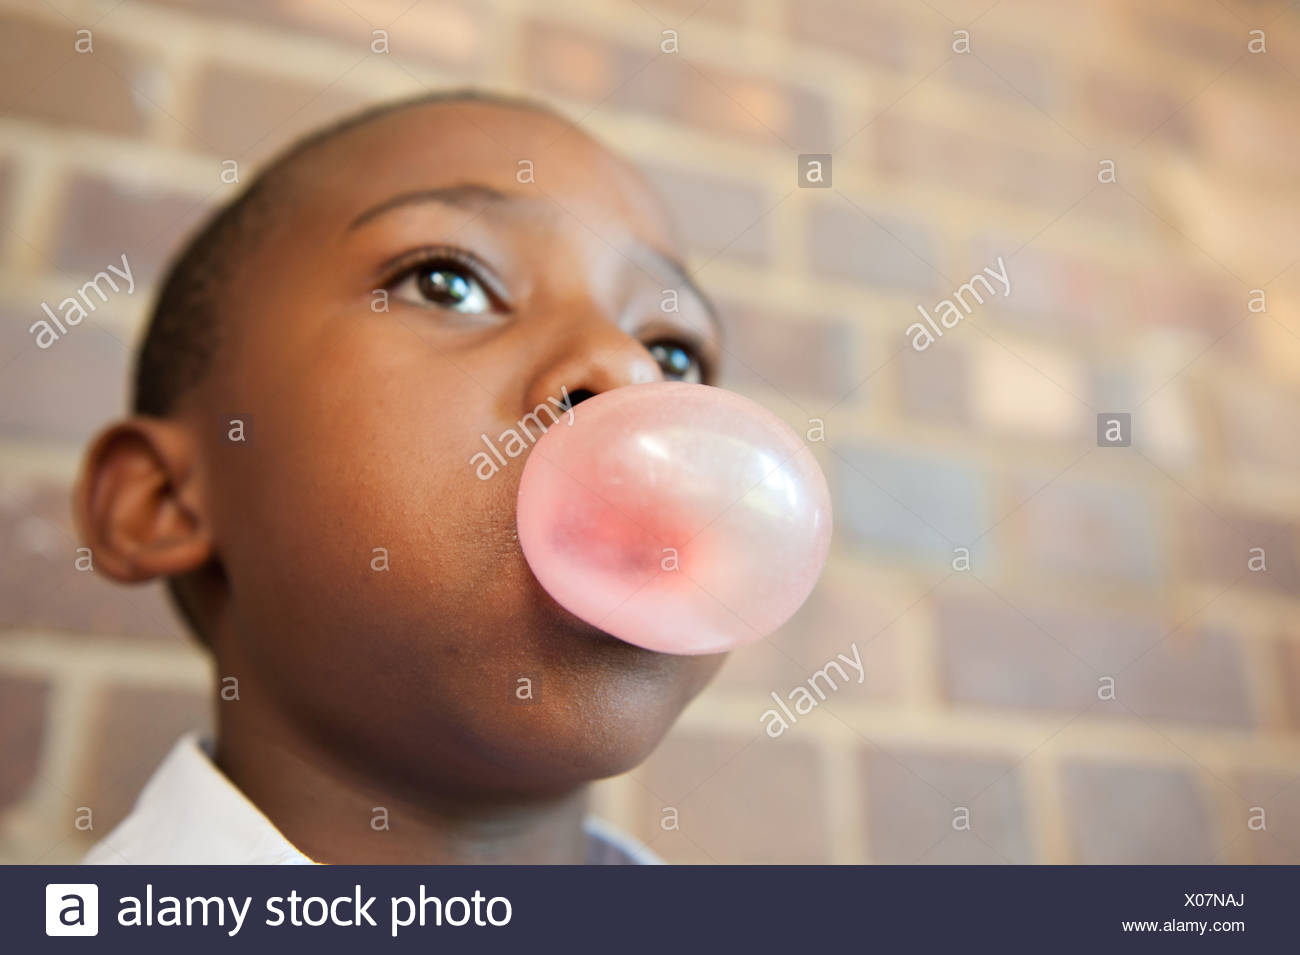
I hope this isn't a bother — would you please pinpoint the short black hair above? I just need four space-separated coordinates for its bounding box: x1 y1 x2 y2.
134 88 558 640
132 87 556 417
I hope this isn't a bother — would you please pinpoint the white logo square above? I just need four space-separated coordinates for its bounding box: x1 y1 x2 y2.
45 883 99 936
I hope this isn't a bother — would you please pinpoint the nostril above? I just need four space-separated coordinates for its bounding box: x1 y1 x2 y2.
565 388 597 408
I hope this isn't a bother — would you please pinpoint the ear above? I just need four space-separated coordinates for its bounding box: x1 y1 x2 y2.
74 417 213 583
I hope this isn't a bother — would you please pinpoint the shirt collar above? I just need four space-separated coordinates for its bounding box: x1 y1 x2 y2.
83 730 315 865
84 731 661 865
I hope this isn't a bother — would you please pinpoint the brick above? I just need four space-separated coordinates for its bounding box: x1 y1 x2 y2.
525 22 832 149
190 64 376 164
1114 626 1255 727
51 175 213 287
1062 761 1215 863
1129 266 1241 339
896 338 970 425
968 337 1088 440
872 116 1089 208
677 65 832 152
0 674 50 811
983 1 1108 39
0 157 14 238
135 0 485 69
523 21 624 103
71 685 210 839
0 477 188 641
1081 72 1197 147
786 0 907 69
1193 183 1300 284
369 0 488 69
1276 637 1300 730
943 42 1057 112
1014 601 1165 675
0 308 131 444
713 301 856 399
629 732 827 862
640 164 771 264
1120 365 1201 472
1215 377 1300 476
1233 772 1300 864
638 0 747 23
1009 476 1165 586
1178 502 1300 594
714 575 905 701
1089 362 1135 412
1198 83 1300 183
134 0 362 40
1133 6 1244 64
936 590 1100 713
1236 27 1300 83
806 200 943 294
973 241 1117 337
0 14 154 137
1074 177 1161 232
939 589 1254 725
862 746 1034 863
832 444 993 564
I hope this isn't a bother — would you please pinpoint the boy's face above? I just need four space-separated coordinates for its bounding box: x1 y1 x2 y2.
193 100 727 794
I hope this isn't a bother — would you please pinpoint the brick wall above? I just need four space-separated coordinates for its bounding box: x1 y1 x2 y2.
2 0 1299 864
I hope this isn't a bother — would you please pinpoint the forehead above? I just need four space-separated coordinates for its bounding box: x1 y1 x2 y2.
279 100 679 250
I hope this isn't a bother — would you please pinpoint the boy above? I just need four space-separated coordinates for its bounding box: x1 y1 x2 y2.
75 90 728 864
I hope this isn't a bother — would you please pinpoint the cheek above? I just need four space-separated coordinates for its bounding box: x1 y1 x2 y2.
210 323 529 635
200 320 721 778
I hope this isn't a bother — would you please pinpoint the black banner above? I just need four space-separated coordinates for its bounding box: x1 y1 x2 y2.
8 864 1288 952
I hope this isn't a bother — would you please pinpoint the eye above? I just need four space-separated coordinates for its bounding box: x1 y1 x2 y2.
648 340 703 384
390 256 492 314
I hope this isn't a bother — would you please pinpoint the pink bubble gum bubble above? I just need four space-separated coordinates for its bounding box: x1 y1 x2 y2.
516 381 832 655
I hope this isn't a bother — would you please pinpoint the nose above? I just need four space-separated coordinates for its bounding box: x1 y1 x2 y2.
522 324 664 416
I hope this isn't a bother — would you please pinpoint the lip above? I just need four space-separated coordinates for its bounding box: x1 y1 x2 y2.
520 559 670 655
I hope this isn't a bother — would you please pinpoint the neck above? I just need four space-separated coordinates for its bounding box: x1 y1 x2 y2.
214 702 591 865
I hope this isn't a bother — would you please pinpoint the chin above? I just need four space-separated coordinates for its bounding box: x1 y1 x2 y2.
502 730 667 794
458 667 700 796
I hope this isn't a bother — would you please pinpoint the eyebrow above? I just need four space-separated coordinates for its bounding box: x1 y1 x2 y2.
348 182 721 337
638 246 721 338
347 183 510 230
